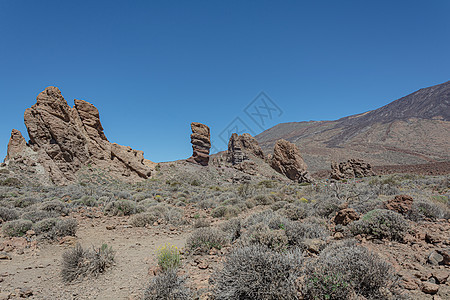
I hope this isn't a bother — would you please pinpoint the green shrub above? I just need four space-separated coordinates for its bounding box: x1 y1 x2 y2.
33 218 77 239
156 243 181 271
61 243 115 282
350 209 409 241
143 269 192 300
186 228 228 253
211 245 303 299
2 219 32 236
303 241 395 299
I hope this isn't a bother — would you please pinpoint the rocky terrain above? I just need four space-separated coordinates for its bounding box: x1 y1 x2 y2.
4 87 155 186
0 85 449 300
256 81 450 172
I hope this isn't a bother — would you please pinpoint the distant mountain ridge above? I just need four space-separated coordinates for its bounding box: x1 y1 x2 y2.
256 81 450 172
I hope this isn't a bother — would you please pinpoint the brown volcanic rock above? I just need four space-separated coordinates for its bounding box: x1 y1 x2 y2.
331 158 375 180
6 129 28 160
270 139 313 183
384 195 414 215
186 122 211 166
227 133 264 165
7 86 153 184
334 208 359 226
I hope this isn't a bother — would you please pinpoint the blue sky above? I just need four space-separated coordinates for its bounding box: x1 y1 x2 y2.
1 0 449 162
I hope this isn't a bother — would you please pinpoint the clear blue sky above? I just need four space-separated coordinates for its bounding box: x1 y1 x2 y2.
1 1 449 162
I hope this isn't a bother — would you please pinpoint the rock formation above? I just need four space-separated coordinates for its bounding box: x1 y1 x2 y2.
227 133 264 165
186 122 210 166
5 129 28 161
384 195 414 215
330 158 375 180
270 139 313 183
5 86 153 185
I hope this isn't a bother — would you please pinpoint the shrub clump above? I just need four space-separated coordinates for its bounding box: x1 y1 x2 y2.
156 243 181 271
0 207 20 222
211 245 303 299
186 227 228 253
33 218 77 239
349 209 409 241
143 269 192 300
61 243 115 282
104 200 142 216
2 219 32 236
302 241 396 299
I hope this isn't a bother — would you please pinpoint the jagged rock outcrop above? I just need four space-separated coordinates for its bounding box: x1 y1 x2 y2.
227 133 264 165
6 129 28 161
384 195 414 215
5 86 153 185
330 158 375 180
186 122 210 166
270 139 313 183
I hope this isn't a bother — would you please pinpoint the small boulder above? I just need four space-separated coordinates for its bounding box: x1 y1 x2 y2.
384 195 413 215
334 208 359 226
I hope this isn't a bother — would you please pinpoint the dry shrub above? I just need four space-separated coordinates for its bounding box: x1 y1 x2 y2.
143 269 192 300
2 219 32 236
211 245 303 299
349 209 409 241
303 241 396 299
61 243 115 282
186 227 228 253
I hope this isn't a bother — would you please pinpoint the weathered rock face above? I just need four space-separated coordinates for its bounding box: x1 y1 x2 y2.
334 208 359 226
186 122 210 166
6 129 27 161
270 139 313 183
330 159 375 180
227 133 264 165
5 86 153 185
384 195 414 215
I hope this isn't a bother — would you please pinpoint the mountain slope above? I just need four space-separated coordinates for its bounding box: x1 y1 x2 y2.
256 81 450 172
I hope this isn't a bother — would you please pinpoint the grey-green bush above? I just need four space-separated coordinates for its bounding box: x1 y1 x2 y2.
303 241 396 299
2 219 33 236
349 209 409 241
143 269 192 300
186 227 228 253
211 245 303 300
61 243 115 282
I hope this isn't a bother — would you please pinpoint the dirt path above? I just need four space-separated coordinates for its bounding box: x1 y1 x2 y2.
0 213 191 300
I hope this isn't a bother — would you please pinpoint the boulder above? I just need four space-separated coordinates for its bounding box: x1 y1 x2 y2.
186 122 211 166
384 195 414 215
331 159 375 180
270 139 313 183
227 133 264 165
5 86 153 184
334 208 359 226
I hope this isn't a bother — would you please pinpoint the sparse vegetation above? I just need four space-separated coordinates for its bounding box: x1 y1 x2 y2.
211 245 303 299
349 209 409 241
156 243 181 271
143 269 192 300
61 243 115 282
